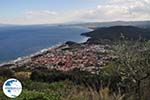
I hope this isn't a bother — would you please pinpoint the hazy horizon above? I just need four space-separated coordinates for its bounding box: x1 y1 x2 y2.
0 0 150 25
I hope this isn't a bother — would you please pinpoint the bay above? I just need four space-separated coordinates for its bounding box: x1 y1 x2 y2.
0 25 90 63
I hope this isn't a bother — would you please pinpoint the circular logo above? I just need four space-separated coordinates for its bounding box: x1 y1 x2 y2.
3 78 22 98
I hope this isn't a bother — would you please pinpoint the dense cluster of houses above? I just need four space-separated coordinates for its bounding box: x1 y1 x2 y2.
31 44 115 73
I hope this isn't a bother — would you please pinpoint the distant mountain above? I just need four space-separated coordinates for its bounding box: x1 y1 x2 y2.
81 26 150 42
0 23 17 27
0 24 8 26
73 21 150 29
1 20 150 28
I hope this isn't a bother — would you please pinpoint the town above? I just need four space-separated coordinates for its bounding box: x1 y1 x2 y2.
0 42 117 74
28 43 116 74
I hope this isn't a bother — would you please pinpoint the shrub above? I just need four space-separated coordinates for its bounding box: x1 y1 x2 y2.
18 90 61 100
0 68 14 78
15 71 31 80
30 69 68 83
30 68 102 89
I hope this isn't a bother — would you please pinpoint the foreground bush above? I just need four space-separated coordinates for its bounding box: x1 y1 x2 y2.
109 40 150 100
0 89 61 100
63 87 125 100
30 69 68 82
0 68 14 78
30 68 102 89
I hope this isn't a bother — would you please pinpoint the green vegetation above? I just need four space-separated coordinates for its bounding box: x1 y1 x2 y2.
82 26 150 42
0 40 150 100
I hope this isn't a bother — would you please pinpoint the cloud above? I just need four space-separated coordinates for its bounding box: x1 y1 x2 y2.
25 10 58 17
75 0 150 22
0 0 150 24
0 10 83 24
0 10 62 24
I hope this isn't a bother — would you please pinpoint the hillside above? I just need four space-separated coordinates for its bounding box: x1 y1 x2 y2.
74 21 150 29
82 26 150 41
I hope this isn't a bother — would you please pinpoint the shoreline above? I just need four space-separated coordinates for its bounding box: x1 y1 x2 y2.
0 43 62 67
0 36 90 67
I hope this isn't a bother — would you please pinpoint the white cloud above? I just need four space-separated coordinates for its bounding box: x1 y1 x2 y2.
0 0 150 24
0 10 83 24
25 10 58 16
74 0 150 22
0 10 63 24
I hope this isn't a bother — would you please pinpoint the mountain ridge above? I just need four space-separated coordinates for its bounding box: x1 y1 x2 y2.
81 25 150 43
72 20 150 29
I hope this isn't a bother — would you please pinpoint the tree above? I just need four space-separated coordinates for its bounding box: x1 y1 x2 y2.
113 40 150 100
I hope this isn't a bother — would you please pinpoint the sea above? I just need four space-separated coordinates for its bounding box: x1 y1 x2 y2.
0 25 90 63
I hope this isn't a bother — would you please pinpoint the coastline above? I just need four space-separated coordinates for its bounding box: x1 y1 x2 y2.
0 36 90 67
0 43 62 67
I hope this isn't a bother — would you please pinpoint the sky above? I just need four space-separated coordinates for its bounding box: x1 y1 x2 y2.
0 0 150 24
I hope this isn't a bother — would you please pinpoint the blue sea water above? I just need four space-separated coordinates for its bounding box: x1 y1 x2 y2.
0 25 90 63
